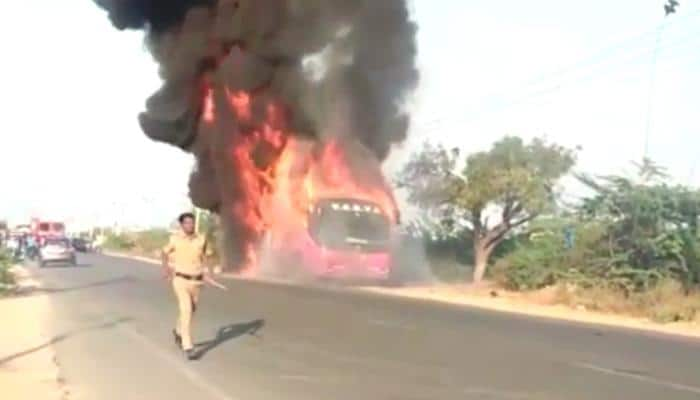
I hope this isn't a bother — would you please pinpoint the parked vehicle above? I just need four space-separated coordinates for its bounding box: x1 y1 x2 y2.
38 238 77 267
30 218 66 246
71 238 90 253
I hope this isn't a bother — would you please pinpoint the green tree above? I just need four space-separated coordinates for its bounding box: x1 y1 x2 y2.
577 159 700 289
398 136 577 283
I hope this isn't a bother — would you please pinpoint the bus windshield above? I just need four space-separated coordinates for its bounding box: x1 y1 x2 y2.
308 199 391 252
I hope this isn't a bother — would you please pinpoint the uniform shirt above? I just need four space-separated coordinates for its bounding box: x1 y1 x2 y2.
163 231 212 275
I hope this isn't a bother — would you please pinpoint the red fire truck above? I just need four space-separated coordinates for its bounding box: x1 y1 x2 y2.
30 218 66 244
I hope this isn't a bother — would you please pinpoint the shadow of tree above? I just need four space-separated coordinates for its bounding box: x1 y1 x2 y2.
0 316 132 365
192 319 265 360
11 276 137 298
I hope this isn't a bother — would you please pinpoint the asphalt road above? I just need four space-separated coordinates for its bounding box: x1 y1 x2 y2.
21 253 700 400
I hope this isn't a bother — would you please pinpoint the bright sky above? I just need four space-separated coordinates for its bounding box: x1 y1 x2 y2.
1 1 698 229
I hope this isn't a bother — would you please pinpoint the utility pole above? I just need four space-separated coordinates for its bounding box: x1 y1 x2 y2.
644 3 678 159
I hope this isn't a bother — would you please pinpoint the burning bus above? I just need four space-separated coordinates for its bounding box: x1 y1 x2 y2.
263 197 396 282
93 0 418 279
258 138 399 282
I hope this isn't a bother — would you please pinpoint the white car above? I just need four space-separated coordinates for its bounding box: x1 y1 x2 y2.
39 238 77 267
5 237 19 251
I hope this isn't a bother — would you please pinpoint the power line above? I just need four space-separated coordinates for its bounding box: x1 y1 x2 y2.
411 8 700 135
412 29 700 137
511 7 700 93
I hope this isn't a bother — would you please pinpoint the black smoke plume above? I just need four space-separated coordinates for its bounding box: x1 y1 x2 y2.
95 0 215 32
94 0 419 269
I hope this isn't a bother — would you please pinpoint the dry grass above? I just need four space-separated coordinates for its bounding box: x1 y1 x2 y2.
551 279 700 323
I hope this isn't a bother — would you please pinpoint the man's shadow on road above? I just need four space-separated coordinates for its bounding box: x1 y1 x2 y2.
192 319 265 360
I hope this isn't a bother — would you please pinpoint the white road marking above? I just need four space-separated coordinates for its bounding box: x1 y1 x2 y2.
118 324 238 400
279 374 316 382
367 316 418 330
572 362 700 395
462 387 538 399
368 318 402 327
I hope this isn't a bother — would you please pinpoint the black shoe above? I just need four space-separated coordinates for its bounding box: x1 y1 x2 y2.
172 329 182 348
185 348 197 360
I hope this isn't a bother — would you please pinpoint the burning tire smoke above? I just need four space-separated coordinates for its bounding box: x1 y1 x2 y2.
94 0 419 273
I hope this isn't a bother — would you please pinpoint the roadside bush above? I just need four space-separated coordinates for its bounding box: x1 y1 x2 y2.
103 233 135 251
490 218 594 290
492 230 564 290
491 220 681 294
100 221 221 263
680 231 700 287
134 229 170 256
0 249 15 292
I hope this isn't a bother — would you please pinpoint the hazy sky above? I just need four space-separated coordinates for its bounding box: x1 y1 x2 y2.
1 1 698 228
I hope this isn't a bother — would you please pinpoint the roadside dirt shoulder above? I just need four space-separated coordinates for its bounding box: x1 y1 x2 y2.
359 284 700 339
0 266 67 399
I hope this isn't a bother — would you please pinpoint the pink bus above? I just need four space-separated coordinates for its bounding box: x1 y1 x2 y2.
263 197 395 283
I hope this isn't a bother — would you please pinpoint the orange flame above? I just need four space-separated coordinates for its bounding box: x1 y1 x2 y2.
226 89 252 122
202 85 397 274
203 89 215 123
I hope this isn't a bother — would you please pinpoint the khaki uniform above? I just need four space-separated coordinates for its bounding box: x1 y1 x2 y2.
163 231 212 351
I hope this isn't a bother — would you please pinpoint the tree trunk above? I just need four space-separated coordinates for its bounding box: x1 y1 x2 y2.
472 239 493 284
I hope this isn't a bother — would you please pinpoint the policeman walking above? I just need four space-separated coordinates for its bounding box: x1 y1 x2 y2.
161 212 215 360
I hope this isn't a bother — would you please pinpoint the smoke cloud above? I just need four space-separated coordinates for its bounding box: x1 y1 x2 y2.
95 0 419 270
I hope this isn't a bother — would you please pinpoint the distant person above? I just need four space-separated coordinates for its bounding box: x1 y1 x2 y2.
16 235 26 259
92 234 105 253
6 236 18 255
25 236 37 259
161 212 213 360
